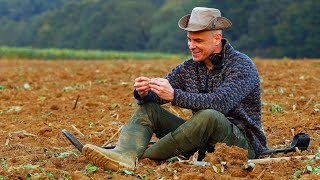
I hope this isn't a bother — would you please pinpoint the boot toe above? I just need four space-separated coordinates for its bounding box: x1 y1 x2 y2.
83 144 135 171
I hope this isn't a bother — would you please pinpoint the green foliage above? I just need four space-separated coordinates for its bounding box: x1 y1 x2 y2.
62 85 81 92
292 170 302 178
26 173 38 180
120 168 150 179
212 165 219 173
0 106 23 114
269 104 286 113
121 169 135 175
56 151 78 158
1 158 8 170
0 0 319 58
46 170 55 178
274 0 320 58
95 79 108 83
110 103 120 110
0 0 66 20
22 164 39 169
85 164 97 173
277 88 286 94
0 46 187 60
306 165 320 175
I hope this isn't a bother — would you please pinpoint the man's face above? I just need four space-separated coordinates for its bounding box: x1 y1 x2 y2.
187 31 217 62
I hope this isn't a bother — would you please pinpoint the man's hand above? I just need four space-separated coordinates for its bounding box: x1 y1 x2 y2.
149 78 174 102
134 76 151 97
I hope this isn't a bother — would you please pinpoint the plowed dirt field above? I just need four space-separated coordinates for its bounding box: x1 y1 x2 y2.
0 59 319 179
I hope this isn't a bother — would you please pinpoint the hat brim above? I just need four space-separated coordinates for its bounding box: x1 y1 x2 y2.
178 14 232 31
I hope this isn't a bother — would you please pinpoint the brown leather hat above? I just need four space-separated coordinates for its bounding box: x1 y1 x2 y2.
178 7 232 31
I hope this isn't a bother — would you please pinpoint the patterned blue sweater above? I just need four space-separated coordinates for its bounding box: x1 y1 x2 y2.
135 39 267 158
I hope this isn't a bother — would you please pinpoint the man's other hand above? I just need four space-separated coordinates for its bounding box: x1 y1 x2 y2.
149 78 174 102
134 76 151 97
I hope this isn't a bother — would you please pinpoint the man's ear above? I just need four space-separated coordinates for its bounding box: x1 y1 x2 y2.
214 32 222 45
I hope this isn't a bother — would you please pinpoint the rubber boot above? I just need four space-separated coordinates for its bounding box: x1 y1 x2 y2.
83 124 152 171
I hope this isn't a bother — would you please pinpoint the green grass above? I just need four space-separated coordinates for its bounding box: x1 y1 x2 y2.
0 46 188 60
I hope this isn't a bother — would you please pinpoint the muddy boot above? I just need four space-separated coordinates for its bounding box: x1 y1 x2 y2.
83 124 152 171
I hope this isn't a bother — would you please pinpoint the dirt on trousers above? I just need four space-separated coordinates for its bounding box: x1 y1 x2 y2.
0 58 319 179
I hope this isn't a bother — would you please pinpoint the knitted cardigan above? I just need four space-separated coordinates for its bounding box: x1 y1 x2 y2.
135 39 267 158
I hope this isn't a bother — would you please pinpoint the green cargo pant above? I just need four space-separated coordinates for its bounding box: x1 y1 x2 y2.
129 103 255 159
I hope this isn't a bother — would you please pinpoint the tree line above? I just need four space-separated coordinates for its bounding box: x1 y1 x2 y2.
0 0 319 59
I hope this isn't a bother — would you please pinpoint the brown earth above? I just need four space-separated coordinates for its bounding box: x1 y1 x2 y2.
0 58 319 179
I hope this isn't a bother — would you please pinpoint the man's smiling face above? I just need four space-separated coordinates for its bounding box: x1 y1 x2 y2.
187 31 215 62
187 30 222 66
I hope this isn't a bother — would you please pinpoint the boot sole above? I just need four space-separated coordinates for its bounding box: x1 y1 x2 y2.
83 145 124 171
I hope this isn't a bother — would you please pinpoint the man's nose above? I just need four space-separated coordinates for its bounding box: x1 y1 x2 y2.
188 41 196 49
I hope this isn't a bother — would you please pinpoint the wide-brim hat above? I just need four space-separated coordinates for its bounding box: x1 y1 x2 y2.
178 7 232 31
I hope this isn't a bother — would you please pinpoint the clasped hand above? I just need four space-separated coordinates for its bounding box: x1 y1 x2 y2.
134 76 174 102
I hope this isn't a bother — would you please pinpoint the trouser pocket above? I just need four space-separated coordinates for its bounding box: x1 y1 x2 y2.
230 124 255 158
219 123 247 147
217 123 255 158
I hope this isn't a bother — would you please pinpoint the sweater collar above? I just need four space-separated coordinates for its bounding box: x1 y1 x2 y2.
200 38 231 70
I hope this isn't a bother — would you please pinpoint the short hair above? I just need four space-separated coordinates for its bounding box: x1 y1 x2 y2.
211 29 222 36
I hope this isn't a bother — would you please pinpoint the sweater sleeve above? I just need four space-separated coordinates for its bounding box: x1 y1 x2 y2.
171 58 260 114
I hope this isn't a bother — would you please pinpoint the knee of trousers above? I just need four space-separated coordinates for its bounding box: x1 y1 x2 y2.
193 109 227 128
128 102 162 126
